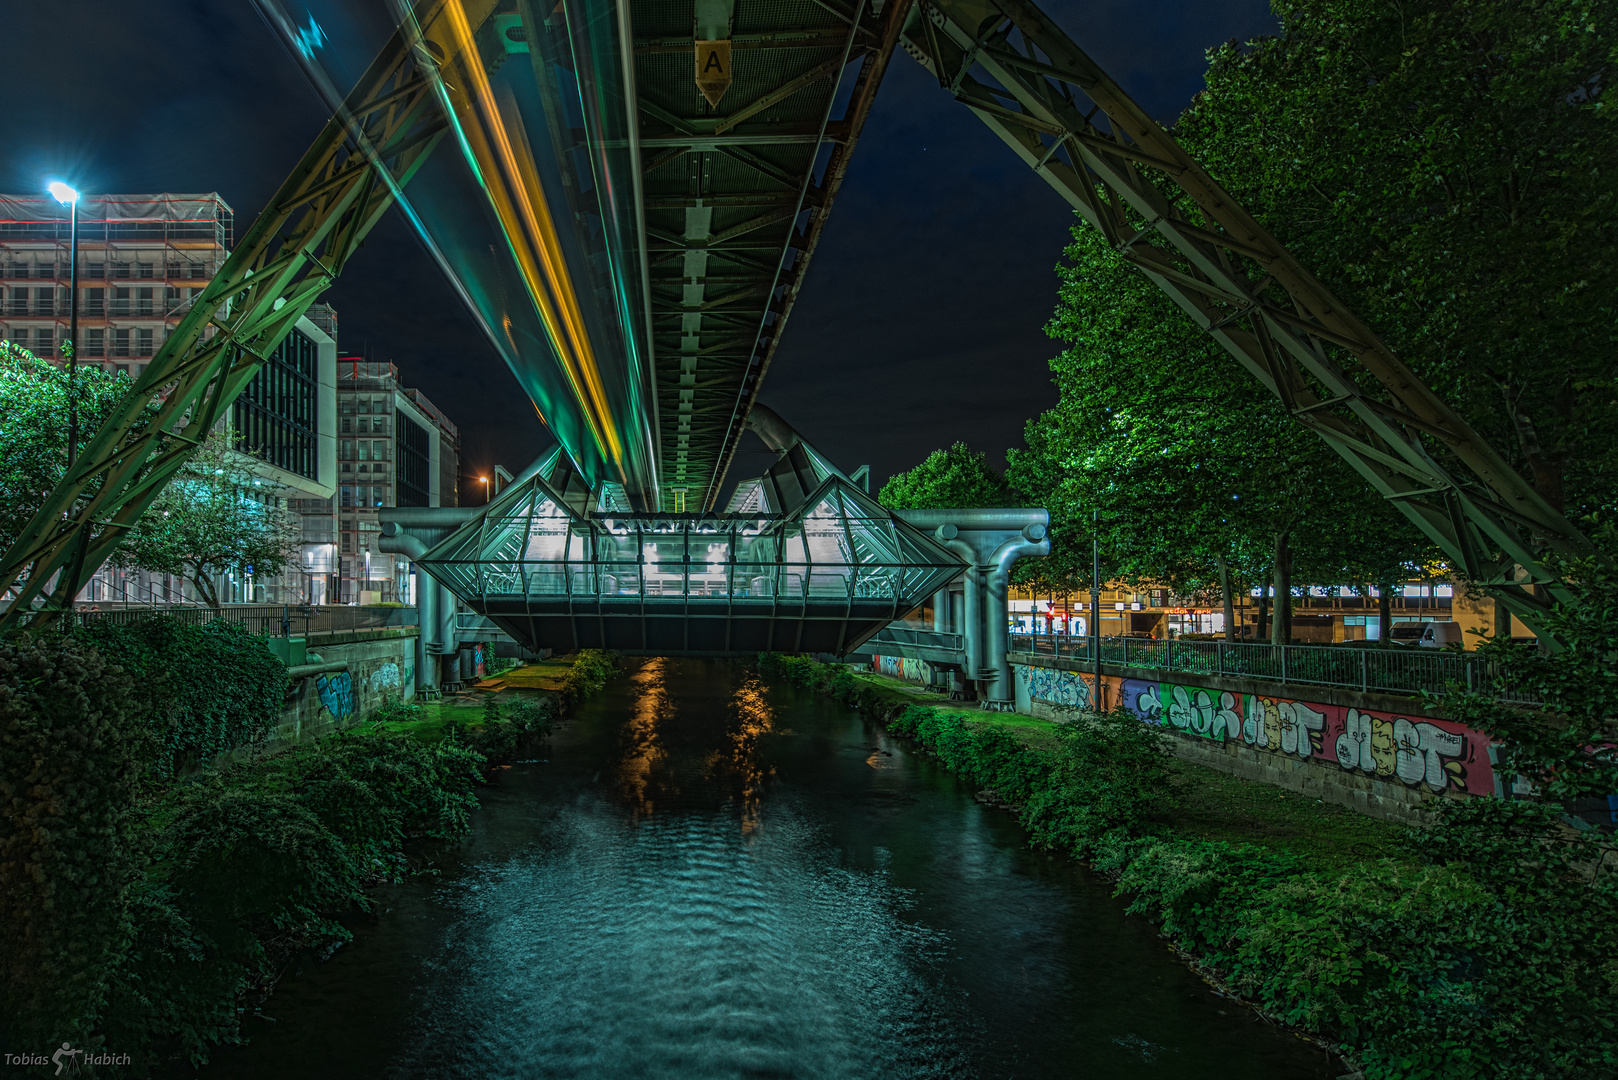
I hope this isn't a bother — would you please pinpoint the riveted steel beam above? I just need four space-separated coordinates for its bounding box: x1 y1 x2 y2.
902 0 1596 638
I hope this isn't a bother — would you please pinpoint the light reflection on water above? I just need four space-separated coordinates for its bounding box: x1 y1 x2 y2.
192 659 1336 1080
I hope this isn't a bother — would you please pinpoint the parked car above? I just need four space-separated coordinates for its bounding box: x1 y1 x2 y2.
1389 622 1463 648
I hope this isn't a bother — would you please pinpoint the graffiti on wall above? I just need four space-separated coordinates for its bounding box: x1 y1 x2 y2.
473 643 487 678
316 670 355 719
872 656 933 685
369 662 401 694
1020 665 1488 795
1019 665 1094 710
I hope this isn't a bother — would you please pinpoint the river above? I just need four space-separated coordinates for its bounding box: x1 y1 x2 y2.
198 658 1336 1078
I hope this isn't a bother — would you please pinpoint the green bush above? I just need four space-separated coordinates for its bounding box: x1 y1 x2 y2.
0 635 144 1047
76 616 289 776
559 649 615 706
98 727 486 1065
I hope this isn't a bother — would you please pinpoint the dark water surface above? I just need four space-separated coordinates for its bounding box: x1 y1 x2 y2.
197 659 1334 1079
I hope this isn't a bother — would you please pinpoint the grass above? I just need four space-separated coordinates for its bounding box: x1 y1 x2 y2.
854 667 1407 868
370 659 569 743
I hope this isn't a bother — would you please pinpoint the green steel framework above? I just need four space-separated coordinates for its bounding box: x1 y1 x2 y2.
0 0 1597 637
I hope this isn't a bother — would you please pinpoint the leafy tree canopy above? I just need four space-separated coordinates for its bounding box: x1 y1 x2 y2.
878 441 1014 510
0 341 137 556
113 430 301 609
1180 0 1618 519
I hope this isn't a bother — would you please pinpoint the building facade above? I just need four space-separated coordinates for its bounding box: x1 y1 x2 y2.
336 360 460 604
0 193 230 377
0 190 346 607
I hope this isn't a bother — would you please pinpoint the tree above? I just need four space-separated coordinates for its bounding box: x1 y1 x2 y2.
878 442 1014 509
1011 224 1429 642
0 341 138 557
112 430 300 609
1179 0 1618 521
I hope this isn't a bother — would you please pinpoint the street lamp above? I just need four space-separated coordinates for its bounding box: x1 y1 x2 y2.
480 475 489 503
48 182 80 468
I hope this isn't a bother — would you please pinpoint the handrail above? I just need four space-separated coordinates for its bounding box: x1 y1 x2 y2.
1007 633 1536 704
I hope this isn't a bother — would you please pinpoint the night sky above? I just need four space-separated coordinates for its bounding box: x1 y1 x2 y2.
1 0 1276 500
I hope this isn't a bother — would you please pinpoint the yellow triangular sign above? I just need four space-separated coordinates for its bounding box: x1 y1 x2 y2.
695 40 732 107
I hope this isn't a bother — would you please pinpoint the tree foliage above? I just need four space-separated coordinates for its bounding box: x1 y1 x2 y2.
1440 521 1618 799
877 441 1014 510
0 340 139 556
113 429 302 608
1010 222 1426 602
1180 0 1618 519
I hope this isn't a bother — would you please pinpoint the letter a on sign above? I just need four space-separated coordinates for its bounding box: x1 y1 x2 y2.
695 40 732 107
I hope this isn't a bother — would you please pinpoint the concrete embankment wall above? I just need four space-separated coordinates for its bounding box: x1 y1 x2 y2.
871 651 1501 823
273 628 419 748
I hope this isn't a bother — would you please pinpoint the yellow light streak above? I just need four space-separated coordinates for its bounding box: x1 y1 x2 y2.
437 0 625 471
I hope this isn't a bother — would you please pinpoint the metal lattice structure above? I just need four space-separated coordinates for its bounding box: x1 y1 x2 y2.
899 0 1594 629
1 0 1597 641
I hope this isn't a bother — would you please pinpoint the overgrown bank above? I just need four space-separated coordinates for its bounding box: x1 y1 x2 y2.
0 622 615 1069
759 654 1618 1080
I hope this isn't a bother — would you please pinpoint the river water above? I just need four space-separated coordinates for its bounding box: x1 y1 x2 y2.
200 658 1335 1079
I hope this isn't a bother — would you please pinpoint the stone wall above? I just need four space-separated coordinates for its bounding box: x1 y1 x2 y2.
272 628 418 749
1005 653 1499 822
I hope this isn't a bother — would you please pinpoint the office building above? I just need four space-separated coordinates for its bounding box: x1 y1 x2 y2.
336 359 460 603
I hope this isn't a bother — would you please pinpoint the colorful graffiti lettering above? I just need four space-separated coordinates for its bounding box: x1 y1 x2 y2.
369 662 401 694
1018 666 1094 709
316 670 354 719
473 643 487 678
1019 664 1488 795
872 656 934 686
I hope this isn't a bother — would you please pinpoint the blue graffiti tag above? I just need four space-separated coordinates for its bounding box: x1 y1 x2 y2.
316 670 355 718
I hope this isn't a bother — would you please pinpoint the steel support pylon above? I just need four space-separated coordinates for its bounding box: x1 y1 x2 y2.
902 0 1595 635
0 6 483 632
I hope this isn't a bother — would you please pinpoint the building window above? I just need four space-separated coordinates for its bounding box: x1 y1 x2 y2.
7 288 25 315
189 262 206 279
371 417 385 433
341 418 351 433
112 329 130 357
84 328 104 357
372 440 388 461
112 261 131 279
341 462 352 473
232 326 320 482
136 287 154 315
86 287 104 316
137 328 154 356
34 287 54 315
137 262 154 279
340 486 353 508
112 287 130 315
396 411 432 507
85 261 105 279
34 328 53 355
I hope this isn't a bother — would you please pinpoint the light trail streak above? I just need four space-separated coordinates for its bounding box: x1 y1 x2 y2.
435 0 627 475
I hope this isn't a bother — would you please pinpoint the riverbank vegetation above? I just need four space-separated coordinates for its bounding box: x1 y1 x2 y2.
0 627 614 1068
759 653 1618 1079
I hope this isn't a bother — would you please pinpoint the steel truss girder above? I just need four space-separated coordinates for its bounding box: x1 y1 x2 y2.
0 10 465 632
903 0 1595 635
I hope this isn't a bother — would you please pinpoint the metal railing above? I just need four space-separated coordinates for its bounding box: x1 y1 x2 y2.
1009 634 1537 704
40 603 418 638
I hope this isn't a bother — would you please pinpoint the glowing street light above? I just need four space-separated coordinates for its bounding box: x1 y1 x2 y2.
480 475 490 503
48 182 81 468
